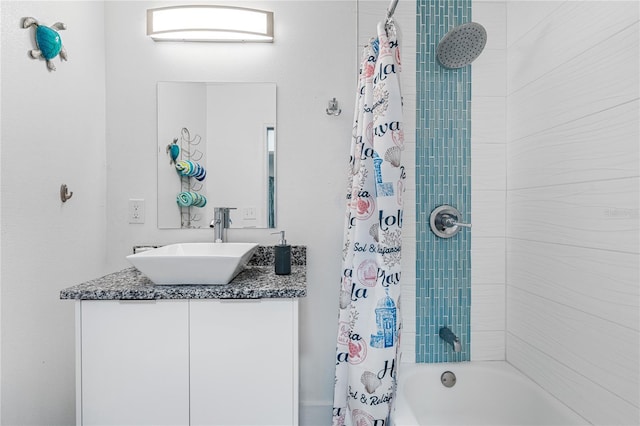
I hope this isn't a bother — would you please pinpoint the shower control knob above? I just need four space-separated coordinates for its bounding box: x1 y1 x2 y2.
430 205 472 238
442 215 472 229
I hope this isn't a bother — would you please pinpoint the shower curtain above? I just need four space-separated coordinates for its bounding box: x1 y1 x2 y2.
333 19 404 426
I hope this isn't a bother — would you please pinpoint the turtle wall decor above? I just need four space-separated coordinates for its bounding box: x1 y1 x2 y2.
23 17 68 71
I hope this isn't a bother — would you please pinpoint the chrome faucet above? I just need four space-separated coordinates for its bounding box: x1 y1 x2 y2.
209 207 235 243
439 327 462 352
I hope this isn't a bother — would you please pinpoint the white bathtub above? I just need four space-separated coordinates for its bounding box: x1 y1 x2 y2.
393 361 588 426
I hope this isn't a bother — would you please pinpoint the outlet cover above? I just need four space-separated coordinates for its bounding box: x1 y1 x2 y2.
129 199 145 224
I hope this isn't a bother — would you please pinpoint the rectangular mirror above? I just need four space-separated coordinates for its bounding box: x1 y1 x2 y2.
157 82 276 229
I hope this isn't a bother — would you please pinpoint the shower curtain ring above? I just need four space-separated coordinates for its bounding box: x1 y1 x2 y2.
326 98 342 116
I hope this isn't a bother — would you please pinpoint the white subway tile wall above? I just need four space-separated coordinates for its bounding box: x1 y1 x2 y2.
506 1 639 424
471 0 507 361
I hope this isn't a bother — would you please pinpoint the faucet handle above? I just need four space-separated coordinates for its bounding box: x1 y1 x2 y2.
442 214 472 229
213 207 236 228
430 205 471 238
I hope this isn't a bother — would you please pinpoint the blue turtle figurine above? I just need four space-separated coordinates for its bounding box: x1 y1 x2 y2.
23 17 68 71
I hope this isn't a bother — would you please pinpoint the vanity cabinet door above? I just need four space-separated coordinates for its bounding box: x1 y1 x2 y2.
80 300 190 426
190 299 298 426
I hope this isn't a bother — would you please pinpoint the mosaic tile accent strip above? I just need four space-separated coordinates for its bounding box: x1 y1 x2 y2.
416 0 472 363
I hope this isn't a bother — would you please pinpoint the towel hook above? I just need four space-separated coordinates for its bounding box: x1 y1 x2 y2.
326 97 342 116
60 184 73 202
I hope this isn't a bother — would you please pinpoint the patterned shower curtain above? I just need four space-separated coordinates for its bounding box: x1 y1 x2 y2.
333 19 404 426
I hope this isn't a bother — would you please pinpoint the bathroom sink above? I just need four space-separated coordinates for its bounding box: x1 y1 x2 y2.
126 242 259 285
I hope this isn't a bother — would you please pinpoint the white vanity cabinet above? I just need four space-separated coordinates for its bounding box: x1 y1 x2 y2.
79 300 190 426
190 299 298 425
77 298 299 426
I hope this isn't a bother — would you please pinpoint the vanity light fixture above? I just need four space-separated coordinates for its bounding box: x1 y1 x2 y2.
147 5 274 42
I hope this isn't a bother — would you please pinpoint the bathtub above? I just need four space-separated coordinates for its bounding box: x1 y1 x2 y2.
393 361 588 426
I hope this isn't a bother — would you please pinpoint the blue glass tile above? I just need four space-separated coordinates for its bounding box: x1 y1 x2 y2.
416 0 471 363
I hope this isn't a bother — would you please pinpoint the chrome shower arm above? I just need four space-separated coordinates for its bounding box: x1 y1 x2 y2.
387 0 399 19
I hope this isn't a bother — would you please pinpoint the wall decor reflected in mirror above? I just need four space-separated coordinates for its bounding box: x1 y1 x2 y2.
157 82 277 229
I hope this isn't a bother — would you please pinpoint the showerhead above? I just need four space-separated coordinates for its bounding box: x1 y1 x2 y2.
437 22 487 69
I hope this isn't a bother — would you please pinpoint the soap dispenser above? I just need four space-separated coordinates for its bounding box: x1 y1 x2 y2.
272 231 291 275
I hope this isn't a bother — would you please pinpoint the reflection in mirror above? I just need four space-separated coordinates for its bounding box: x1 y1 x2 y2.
157 82 276 229
267 126 276 228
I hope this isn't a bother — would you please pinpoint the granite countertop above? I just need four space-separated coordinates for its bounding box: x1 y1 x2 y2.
60 245 306 301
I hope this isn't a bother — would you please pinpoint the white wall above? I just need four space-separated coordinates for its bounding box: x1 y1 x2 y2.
506 1 639 424
471 0 508 361
103 2 356 424
0 1 107 424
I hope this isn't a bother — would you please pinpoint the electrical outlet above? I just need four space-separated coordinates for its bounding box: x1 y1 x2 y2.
129 199 145 224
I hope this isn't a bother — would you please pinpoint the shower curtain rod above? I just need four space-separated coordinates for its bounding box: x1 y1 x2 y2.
387 0 399 19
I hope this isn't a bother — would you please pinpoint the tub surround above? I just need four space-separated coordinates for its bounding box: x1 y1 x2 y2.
60 245 306 300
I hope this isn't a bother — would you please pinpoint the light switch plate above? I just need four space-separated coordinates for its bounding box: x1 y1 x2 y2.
242 207 257 220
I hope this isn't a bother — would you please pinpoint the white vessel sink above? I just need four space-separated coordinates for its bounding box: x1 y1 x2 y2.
126 243 259 285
